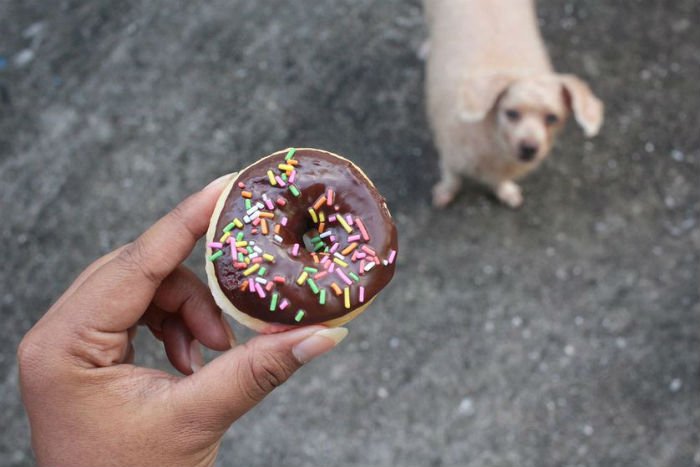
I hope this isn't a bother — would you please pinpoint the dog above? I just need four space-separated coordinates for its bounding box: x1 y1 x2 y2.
423 0 604 208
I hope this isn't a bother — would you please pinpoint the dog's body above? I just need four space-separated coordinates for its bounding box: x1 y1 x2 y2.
424 0 603 207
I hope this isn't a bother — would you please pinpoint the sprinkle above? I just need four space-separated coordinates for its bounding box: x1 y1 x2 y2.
289 185 300 197
294 310 305 322
235 241 248 247
252 218 261 227
362 245 376 256
289 170 297 184
255 282 266 298
217 231 229 243
243 264 260 276
285 148 297 160
307 278 320 294
341 243 358 256
308 208 318 223
356 252 366 259
273 234 283 243
236 232 244 241
359 286 365 303
207 242 223 249
343 287 351 309
387 249 397 264
313 195 326 210
255 277 267 284
274 224 281 234
313 242 325 252
276 197 287 207
336 268 352 285
258 266 267 276
208 250 223 261
326 189 334 206
260 219 269 235
314 271 328 280
336 215 353 233
329 243 340 253
364 261 376 272
275 176 287 187
320 255 330 265
329 283 341 296
223 222 236 232
320 231 333 239
296 271 309 285
281 173 288 181
270 292 279 311
248 278 255 292
265 199 275 210
280 298 290 310
241 190 253 198
263 253 275 262
311 253 320 263
345 215 354 225
349 272 360 283
244 257 251 264
287 158 299 166
238 181 246 189
244 199 252 210
267 170 277 185
319 211 326 223
292 243 300 256
329 263 336 273
278 163 295 172
265 282 274 292
234 262 247 269
304 266 319 273
234 218 244 229
333 258 349 268
329 214 337 222
281 216 288 226
258 212 274 219
347 234 361 242
273 276 286 284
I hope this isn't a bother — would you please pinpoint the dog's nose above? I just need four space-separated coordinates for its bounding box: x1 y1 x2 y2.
519 143 538 161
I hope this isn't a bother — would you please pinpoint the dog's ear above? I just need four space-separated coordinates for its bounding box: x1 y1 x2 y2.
559 74 604 137
458 74 514 122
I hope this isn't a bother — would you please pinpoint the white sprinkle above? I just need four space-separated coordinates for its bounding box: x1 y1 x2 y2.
248 253 259 259
274 234 283 243
364 262 376 272
319 230 333 238
334 252 346 260
253 246 262 253
255 277 268 284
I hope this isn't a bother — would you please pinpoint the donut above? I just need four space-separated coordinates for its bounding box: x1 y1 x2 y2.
205 148 398 332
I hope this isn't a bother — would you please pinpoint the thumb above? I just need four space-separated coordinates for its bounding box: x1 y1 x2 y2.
169 325 348 433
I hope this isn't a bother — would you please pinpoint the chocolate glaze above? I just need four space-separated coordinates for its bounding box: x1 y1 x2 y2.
212 149 398 325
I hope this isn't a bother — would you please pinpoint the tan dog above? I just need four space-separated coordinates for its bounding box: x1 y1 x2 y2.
423 0 604 208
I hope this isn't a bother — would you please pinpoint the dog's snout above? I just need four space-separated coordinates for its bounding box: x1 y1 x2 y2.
519 143 538 161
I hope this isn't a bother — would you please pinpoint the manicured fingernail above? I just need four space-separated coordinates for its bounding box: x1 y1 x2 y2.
204 173 234 190
220 313 237 348
292 327 348 364
189 340 204 373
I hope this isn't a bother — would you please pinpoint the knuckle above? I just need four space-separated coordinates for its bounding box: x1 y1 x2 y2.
116 241 161 285
240 343 296 402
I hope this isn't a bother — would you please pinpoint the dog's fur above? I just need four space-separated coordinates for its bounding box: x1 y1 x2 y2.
423 0 604 208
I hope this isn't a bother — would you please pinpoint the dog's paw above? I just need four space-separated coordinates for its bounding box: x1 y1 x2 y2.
496 181 523 208
432 183 457 208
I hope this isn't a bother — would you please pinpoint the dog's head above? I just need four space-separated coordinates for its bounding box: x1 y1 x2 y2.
458 73 603 164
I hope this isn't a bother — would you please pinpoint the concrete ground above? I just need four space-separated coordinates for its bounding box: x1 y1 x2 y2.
1 1 699 466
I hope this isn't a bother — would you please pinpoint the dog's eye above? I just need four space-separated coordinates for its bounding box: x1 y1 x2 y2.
545 113 559 125
505 109 520 122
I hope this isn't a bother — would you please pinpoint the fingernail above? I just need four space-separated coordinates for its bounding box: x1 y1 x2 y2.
220 313 237 348
204 173 234 191
189 340 204 373
292 327 348 364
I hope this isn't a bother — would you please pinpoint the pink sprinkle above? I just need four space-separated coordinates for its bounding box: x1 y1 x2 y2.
328 214 337 222
329 243 340 253
356 218 370 242
276 197 287 206
362 245 376 256
255 282 266 298
345 215 354 225
251 229 259 234
336 269 352 285
275 176 286 187
387 249 396 264
252 257 263 264
329 263 336 273
330 235 337 243
273 276 286 284
265 281 274 292
323 260 332 270
265 199 274 210
234 262 247 269
238 182 246 188
348 234 361 242
314 271 328 280
356 252 367 259
359 286 365 303
207 242 223 249
237 247 248 254
281 216 288 226
320 255 330 264
289 170 297 184
248 279 255 293
252 217 261 226
279 299 290 310
292 243 300 256
351 251 359 262
326 189 334 205
228 237 235 244
359 259 366 274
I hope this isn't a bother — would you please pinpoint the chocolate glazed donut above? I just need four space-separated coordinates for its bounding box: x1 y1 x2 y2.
205 148 398 332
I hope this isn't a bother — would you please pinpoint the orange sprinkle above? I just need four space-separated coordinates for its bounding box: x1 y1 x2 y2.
318 222 326 233
239 283 248 292
274 224 281 234
311 253 320 263
258 212 274 219
313 195 326 210
287 159 299 166
341 242 358 256
261 219 269 235
330 282 342 296
241 191 253 198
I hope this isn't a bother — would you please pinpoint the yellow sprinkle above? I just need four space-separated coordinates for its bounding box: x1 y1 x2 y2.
267 170 277 185
308 208 318 223
341 242 358 256
319 211 325 223
336 215 353 233
243 264 260 276
263 253 275 262
333 258 348 268
344 287 350 309
219 231 231 243
235 241 248 247
278 164 295 172
296 271 309 285
244 257 251 264
233 218 244 229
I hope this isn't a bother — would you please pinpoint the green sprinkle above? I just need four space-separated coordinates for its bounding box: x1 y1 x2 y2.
319 289 326 305
270 292 279 311
281 173 288 181
236 232 244 241
289 185 300 197
258 266 267 276
247 246 254 254
223 222 236 232
324 246 330 253
307 278 320 294
245 199 252 210
311 236 322 243
304 266 319 273
313 242 325 251
285 148 297 160
349 272 360 283
237 252 244 262
208 250 223 261
294 310 305 322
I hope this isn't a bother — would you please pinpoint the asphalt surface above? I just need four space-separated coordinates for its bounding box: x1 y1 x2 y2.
1 1 699 466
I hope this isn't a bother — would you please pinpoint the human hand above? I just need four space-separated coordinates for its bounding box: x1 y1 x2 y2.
18 174 348 467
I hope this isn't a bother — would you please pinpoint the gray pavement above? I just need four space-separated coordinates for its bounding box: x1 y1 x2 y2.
1 1 699 466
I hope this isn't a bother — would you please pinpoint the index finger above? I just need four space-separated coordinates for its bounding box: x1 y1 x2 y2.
64 173 235 333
